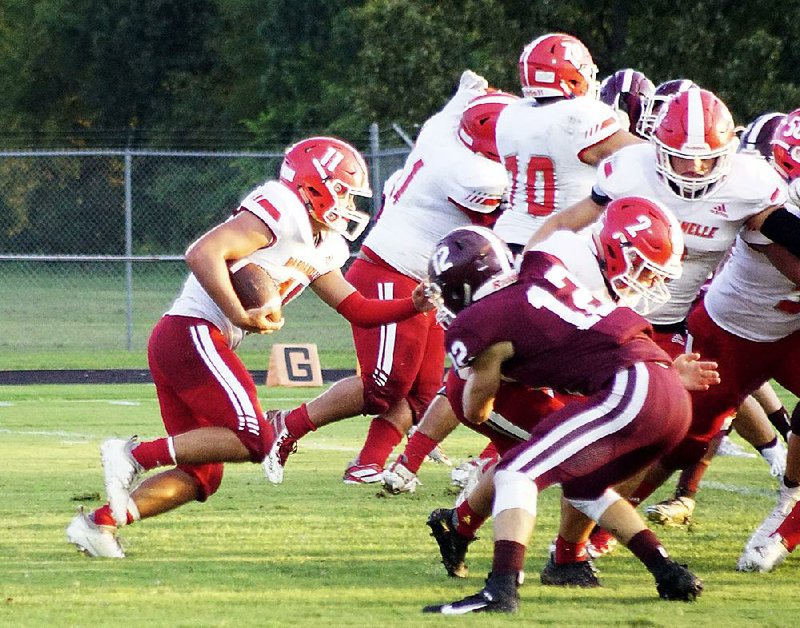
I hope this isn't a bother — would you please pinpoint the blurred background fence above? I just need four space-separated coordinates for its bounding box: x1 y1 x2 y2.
0 133 411 360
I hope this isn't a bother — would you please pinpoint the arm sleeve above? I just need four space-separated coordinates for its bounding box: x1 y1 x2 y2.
335 291 419 328
759 207 800 257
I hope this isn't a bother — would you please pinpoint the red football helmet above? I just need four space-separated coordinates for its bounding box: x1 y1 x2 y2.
518 33 598 99
458 91 520 162
772 108 800 205
593 196 684 314
636 79 697 138
738 112 786 161
652 88 736 200
426 226 517 328
599 69 655 137
279 136 372 240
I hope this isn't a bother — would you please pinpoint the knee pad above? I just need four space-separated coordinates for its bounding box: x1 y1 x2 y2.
566 489 622 522
178 463 224 502
492 469 538 518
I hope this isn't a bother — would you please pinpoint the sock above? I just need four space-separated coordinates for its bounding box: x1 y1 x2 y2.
492 540 526 577
131 437 175 471
629 480 660 506
285 404 316 439
357 417 403 467
776 502 800 551
675 463 706 499
627 529 671 575
454 500 486 540
768 408 791 441
402 431 439 473
554 535 589 564
92 503 135 527
756 436 779 453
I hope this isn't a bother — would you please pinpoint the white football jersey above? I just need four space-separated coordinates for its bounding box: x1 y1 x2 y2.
362 79 508 281
168 180 349 349
704 205 800 342
493 96 620 245
594 143 787 325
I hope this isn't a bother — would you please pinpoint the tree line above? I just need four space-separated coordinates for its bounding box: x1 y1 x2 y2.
0 0 798 151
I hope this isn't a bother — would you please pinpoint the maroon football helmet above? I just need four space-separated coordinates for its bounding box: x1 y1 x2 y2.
652 87 737 200
426 227 517 328
593 196 684 314
457 91 520 162
599 68 655 137
738 112 786 161
279 136 372 240
636 79 697 138
772 108 800 205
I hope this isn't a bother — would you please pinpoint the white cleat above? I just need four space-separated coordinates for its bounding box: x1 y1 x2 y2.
66 508 125 558
262 410 294 485
382 459 421 494
645 496 695 526
737 534 790 572
716 435 756 458
101 437 141 526
742 484 800 552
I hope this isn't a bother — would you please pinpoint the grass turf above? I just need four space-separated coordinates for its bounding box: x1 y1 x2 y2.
1 384 799 626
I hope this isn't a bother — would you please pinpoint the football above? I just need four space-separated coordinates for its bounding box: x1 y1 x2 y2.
228 260 281 312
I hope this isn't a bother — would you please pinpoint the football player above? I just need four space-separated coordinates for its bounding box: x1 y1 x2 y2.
529 87 800 527
422 223 703 614
599 68 655 138
422 198 716 587
260 71 517 486
66 136 434 557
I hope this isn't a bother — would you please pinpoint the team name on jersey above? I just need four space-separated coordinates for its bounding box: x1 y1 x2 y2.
285 256 322 281
681 221 719 239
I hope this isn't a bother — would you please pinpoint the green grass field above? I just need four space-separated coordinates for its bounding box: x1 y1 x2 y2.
2 383 799 626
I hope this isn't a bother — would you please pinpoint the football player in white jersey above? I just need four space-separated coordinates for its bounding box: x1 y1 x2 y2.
729 108 800 573
66 136 435 558
492 33 643 250
260 71 517 486
645 112 792 527
529 87 800 527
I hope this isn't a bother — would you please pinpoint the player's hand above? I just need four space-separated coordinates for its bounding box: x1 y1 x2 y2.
412 282 436 313
673 352 720 391
237 301 284 334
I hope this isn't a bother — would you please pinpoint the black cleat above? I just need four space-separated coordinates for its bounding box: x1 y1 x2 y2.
653 560 704 601
423 572 520 614
426 508 475 578
540 555 601 587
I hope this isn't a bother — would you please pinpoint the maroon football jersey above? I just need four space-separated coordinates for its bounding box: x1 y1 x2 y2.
445 250 670 395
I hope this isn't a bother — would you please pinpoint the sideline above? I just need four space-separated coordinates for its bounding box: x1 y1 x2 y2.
0 369 356 385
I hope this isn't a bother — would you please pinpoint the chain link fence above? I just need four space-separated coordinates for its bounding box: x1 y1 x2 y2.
0 134 411 356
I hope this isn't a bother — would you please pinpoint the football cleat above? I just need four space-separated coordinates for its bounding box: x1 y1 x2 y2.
382 457 421 494
66 507 125 558
540 555 600 587
427 443 452 466
342 460 384 484
736 534 791 572
427 508 475 578
740 483 800 553
717 435 756 458
653 560 703 601
587 527 618 558
101 437 141 526
645 496 695 526
422 572 520 614
262 410 296 485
